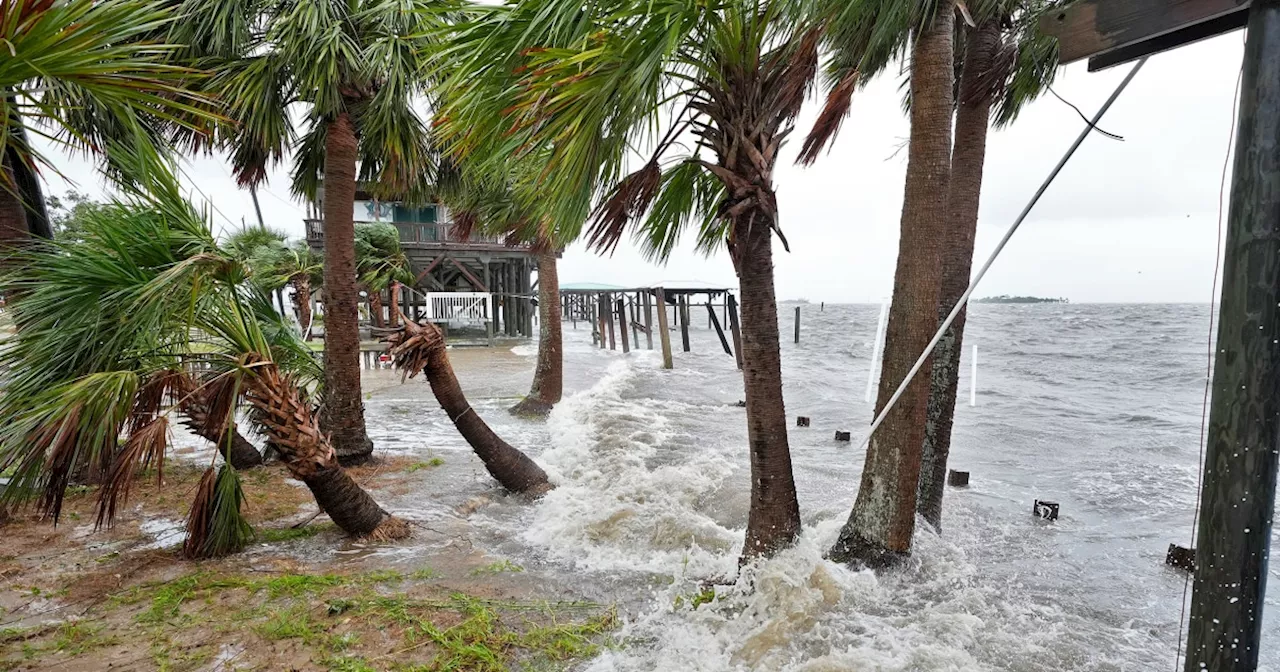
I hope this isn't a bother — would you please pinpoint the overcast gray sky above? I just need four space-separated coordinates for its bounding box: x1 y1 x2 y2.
40 30 1246 303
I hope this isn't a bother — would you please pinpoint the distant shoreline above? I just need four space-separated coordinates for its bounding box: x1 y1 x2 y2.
974 295 1068 304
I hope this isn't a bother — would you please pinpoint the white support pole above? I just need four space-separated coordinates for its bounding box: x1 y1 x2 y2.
969 344 978 407
865 301 890 404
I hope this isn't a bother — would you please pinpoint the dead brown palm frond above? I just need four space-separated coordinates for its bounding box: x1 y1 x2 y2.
798 69 860 166
97 416 168 529
197 371 241 443
183 464 251 559
451 208 479 242
587 160 662 254
130 369 182 434
386 317 445 381
774 27 824 123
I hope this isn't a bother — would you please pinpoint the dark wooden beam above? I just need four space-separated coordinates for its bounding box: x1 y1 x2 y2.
448 257 488 292
1041 0 1249 70
414 255 446 284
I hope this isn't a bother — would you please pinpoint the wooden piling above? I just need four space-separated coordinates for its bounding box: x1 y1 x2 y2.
597 294 608 349
643 291 654 350
727 294 743 370
605 292 617 350
679 296 690 352
794 306 800 343
617 298 630 353
655 287 673 369
707 302 732 356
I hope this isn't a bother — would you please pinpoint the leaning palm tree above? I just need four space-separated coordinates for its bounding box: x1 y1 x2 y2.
798 0 958 567
1 0 210 246
435 0 825 561
276 242 323 338
0 160 408 558
175 0 442 464
355 222 413 333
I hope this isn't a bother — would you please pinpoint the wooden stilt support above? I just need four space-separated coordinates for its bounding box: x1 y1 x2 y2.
707 302 732 356
605 292 617 350
1186 4 1280 668
655 287 673 369
643 291 654 350
727 294 743 370
617 298 630 353
597 294 608 349
794 306 800 343
679 296 690 352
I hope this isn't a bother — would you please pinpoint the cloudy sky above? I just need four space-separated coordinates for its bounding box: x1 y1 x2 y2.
41 30 1246 304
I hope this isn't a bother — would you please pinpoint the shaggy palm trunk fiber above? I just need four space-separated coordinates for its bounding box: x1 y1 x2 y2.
510 252 563 417
243 357 408 540
390 317 553 495
319 112 374 465
917 18 999 532
831 5 955 568
291 276 313 337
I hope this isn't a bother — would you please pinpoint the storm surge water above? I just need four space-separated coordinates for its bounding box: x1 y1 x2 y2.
360 303 1272 670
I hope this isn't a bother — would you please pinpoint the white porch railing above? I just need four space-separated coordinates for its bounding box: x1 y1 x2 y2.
424 292 492 325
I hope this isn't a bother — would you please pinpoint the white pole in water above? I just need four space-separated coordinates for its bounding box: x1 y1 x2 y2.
969 344 978 407
865 300 889 403
855 57 1147 451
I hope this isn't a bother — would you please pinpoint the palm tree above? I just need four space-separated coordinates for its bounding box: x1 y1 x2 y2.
0 159 408 558
915 5 1059 531
355 222 413 333
176 0 442 466
278 242 323 338
434 0 824 561
1 0 210 247
802 0 958 566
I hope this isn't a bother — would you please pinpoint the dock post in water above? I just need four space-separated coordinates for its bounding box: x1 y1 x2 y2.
1186 3 1280 669
617 298 630 353
794 306 800 343
655 287 673 369
727 294 743 370
679 296 691 352
597 295 608 349
605 292 617 350
707 302 732 356
643 291 654 350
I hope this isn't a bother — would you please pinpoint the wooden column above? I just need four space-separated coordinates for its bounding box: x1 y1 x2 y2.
679 296 690 352
727 294 743 370
1186 3 1280 670
617 298 630 353
643 290 654 350
794 306 800 343
597 294 607 348
655 287 673 369
707 302 732 356
605 292 617 350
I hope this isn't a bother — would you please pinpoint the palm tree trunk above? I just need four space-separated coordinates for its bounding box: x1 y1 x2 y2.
244 357 408 539
389 281 401 328
510 251 562 416
0 154 30 252
0 105 51 251
391 317 552 495
172 373 263 469
319 113 374 465
917 18 999 532
290 276 313 338
369 290 385 328
732 209 803 561
831 4 955 567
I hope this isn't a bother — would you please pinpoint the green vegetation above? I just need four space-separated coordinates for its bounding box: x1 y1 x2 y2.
406 457 446 472
256 523 333 544
975 295 1069 304
470 560 525 576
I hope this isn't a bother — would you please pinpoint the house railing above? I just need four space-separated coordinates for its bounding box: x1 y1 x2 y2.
304 219 514 247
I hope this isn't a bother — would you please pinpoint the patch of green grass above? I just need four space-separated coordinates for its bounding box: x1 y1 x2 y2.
256 606 320 642
51 621 116 655
257 524 327 544
325 655 377 672
405 457 445 472
409 567 438 580
673 586 717 610
470 560 524 576
95 551 120 564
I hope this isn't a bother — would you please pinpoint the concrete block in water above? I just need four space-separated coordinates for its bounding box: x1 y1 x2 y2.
948 470 970 487
1166 544 1195 572
797 416 811 427
1033 500 1059 521
834 431 851 442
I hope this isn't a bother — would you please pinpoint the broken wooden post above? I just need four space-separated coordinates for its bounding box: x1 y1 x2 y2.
834 430 851 442
727 294 743 370
707 302 732 356
679 296 690 352
794 306 800 343
643 290 654 350
617 298 630 353
1166 544 1196 572
605 292 617 350
797 416 810 427
597 294 608 349
1033 500 1059 521
655 287 673 369
947 470 969 487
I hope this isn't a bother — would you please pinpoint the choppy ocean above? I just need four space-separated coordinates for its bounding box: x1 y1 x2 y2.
345 302 1265 671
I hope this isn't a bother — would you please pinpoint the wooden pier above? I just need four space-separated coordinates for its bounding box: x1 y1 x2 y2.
560 283 740 370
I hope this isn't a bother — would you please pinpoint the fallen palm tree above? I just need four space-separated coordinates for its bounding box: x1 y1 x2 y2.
388 316 553 496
